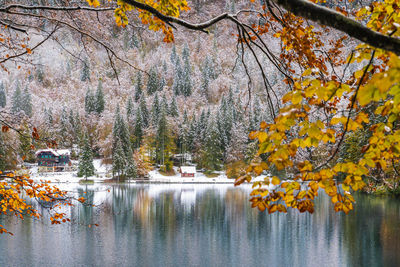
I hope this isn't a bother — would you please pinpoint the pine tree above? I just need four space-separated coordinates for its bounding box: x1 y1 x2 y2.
125 158 137 178
172 57 183 96
134 106 143 149
201 116 223 171
161 93 169 114
139 94 149 128
59 107 71 147
134 72 143 102
201 56 216 100
169 97 179 117
0 82 6 108
126 97 134 121
80 57 90 82
77 133 95 179
11 82 22 114
170 44 177 64
22 86 33 117
181 44 192 97
112 138 126 179
151 93 160 125
95 80 105 114
147 66 159 95
85 88 96 114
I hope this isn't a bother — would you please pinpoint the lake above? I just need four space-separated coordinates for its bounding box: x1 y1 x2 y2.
1 184 400 267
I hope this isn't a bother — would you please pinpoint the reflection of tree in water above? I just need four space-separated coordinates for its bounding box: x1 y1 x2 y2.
341 194 400 267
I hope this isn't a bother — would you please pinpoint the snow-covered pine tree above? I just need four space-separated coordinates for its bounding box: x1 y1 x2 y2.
133 106 143 149
84 88 96 114
0 82 6 108
11 82 22 114
147 66 159 95
151 93 160 125
80 57 90 82
59 107 72 147
169 97 179 117
170 44 177 65
172 57 183 96
201 115 223 171
181 44 192 97
22 86 33 117
95 80 105 114
139 94 149 128
77 133 95 180
161 93 169 114
126 97 134 123
112 138 126 180
125 157 137 179
134 72 143 102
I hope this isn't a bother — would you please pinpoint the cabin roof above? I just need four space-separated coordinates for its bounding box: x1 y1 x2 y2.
35 149 71 157
180 166 196 174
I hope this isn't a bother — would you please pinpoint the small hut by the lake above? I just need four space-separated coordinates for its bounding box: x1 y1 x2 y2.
180 166 196 178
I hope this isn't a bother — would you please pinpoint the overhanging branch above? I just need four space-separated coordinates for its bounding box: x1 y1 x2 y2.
271 0 400 55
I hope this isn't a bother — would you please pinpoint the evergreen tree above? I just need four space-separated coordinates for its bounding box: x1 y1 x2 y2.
85 88 96 114
73 112 82 145
80 57 90 82
169 97 179 117
95 80 105 114
112 138 126 179
161 93 169 114
151 93 160 125
201 56 216 100
134 72 143 102
172 57 183 96
0 82 6 108
147 66 159 95
133 106 143 148
125 157 137 178
139 94 149 128
181 44 192 97
59 107 71 147
11 82 22 114
22 86 33 117
170 44 177 64
155 108 174 170
126 97 134 121
201 116 223 171
77 133 95 179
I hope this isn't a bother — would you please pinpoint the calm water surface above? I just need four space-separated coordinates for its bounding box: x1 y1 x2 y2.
1 184 400 267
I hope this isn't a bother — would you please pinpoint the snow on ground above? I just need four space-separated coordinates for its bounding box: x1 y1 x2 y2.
29 159 112 183
24 161 270 184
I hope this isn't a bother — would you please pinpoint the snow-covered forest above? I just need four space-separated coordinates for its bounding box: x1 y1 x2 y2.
0 0 292 178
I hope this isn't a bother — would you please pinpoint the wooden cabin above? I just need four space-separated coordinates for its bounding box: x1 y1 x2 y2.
36 149 71 172
180 166 196 178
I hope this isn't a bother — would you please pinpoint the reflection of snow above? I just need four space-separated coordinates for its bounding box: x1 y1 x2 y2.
180 187 196 208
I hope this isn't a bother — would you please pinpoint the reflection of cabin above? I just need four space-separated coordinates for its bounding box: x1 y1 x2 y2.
36 149 72 172
180 166 196 178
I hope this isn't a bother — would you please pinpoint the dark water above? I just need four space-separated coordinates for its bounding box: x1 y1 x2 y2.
1 184 400 267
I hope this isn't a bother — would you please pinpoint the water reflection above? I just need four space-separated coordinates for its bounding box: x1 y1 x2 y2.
1 184 400 267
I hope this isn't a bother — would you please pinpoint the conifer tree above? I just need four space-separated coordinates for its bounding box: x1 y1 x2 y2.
80 57 90 82
147 66 159 95
126 97 134 122
22 86 33 117
0 82 6 108
139 94 149 128
95 80 105 114
151 93 160 125
125 158 138 178
134 72 143 102
172 57 183 96
170 44 177 64
134 106 143 149
11 82 22 114
77 133 95 179
161 93 169 114
85 88 96 114
169 97 179 117
112 138 126 179
201 116 223 171
181 44 192 97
